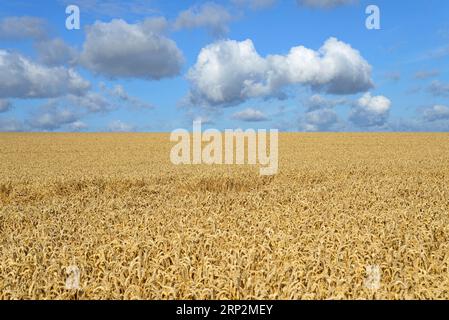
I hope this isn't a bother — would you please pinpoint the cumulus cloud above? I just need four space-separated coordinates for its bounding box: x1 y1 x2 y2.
0 100 11 113
423 105 449 122
174 2 232 37
0 16 48 41
232 108 269 122
0 50 90 99
428 80 449 97
187 37 373 107
80 19 184 79
35 38 78 66
232 0 276 9
108 120 135 132
297 0 357 9
349 93 391 127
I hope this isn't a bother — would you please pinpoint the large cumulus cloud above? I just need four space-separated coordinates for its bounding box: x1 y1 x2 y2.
80 19 184 79
186 37 373 107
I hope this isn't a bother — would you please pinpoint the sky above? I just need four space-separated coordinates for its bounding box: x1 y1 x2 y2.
0 0 449 132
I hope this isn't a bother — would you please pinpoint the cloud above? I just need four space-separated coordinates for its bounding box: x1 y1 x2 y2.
414 70 440 80
302 108 339 131
108 120 135 132
0 100 11 113
0 118 24 132
423 105 449 122
59 0 158 17
384 71 401 82
187 37 373 107
428 80 449 97
232 108 269 122
68 121 88 131
349 93 391 127
35 38 78 66
232 0 276 10
174 2 233 37
67 92 115 113
0 50 90 99
297 0 357 9
80 19 184 79
27 103 80 131
102 84 154 109
304 94 345 111
0 16 48 41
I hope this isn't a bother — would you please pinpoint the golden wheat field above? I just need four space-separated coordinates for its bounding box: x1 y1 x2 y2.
1 133 449 300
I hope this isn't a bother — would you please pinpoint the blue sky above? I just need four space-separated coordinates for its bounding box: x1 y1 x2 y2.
0 0 449 132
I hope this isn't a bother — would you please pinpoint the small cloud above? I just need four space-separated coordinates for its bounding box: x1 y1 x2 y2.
108 120 135 132
0 16 49 41
428 80 449 97
103 84 154 109
174 2 233 37
232 108 269 122
0 118 24 132
68 121 88 131
297 0 358 9
27 103 80 131
384 71 401 82
231 0 276 10
304 94 346 111
423 105 449 122
302 108 339 131
414 70 440 80
0 99 12 113
35 38 78 67
349 93 391 127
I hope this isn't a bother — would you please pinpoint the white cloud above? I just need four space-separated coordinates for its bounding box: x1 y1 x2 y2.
297 0 357 9
108 120 135 132
35 38 78 66
349 93 391 127
174 2 233 37
232 0 277 9
0 50 90 99
187 37 373 107
0 16 48 40
0 100 11 113
80 19 184 79
232 108 269 122
423 105 449 122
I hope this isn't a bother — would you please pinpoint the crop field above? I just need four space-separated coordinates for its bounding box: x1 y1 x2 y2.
1 133 449 300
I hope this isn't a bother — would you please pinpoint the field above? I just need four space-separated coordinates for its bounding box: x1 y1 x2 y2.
1 133 449 299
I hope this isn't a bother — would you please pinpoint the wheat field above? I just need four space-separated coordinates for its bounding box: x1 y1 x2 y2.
1 133 449 299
